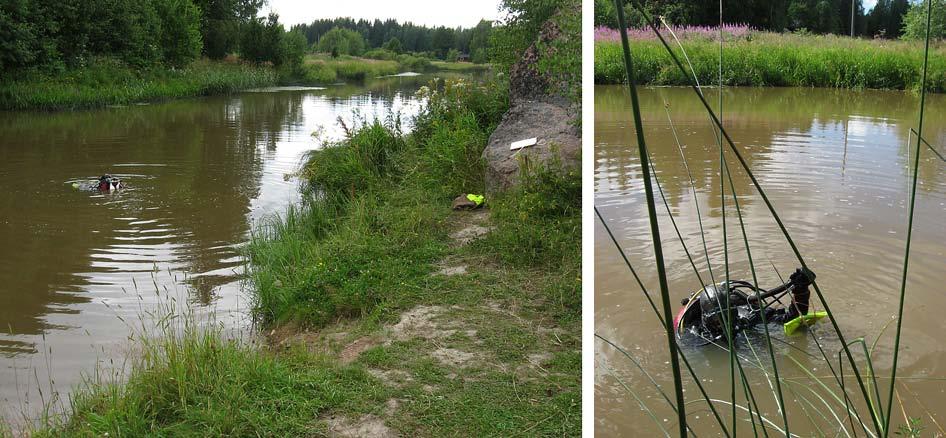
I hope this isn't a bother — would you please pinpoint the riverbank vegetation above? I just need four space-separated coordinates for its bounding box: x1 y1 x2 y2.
594 0 946 91
0 59 277 111
595 30 946 91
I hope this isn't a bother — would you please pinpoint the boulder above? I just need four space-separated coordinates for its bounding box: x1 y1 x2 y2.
481 9 580 193
482 102 579 192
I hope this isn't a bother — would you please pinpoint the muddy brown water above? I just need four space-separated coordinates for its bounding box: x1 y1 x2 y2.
0 74 471 422
595 85 946 436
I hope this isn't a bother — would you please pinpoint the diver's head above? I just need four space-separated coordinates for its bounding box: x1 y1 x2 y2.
97 175 121 192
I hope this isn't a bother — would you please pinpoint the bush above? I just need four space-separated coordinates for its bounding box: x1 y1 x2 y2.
298 62 337 83
363 48 397 60
382 37 403 54
446 48 460 62
317 27 366 56
396 54 432 72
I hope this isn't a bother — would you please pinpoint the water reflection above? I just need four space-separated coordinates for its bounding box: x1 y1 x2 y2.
0 74 450 416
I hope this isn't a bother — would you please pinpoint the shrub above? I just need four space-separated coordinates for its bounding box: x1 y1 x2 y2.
301 118 406 196
446 48 460 62
317 27 366 56
382 37 403 54
396 54 432 72
363 48 397 60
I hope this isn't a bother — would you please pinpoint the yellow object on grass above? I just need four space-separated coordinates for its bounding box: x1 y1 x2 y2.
466 194 484 206
783 311 828 336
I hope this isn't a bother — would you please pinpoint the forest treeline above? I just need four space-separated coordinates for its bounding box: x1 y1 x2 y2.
0 0 299 72
0 0 495 76
594 0 942 40
291 18 493 63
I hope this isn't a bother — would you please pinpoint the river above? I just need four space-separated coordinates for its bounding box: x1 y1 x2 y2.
0 73 469 423
595 85 946 435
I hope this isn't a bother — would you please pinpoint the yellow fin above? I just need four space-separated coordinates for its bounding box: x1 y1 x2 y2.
783 311 828 336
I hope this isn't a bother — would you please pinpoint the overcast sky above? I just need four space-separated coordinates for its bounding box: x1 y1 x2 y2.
262 0 503 28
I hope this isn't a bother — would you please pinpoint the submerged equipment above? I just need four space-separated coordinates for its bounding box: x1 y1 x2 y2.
672 268 821 347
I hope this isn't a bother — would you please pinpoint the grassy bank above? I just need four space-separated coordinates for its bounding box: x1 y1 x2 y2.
595 32 946 92
31 77 580 436
296 54 484 84
0 58 278 111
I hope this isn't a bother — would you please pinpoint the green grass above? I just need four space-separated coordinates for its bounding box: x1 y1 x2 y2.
299 54 415 84
28 76 580 436
429 61 491 72
595 32 946 92
294 54 484 85
31 319 389 437
0 58 278 111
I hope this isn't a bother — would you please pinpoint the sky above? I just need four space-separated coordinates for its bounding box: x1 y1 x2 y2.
262 0 503 28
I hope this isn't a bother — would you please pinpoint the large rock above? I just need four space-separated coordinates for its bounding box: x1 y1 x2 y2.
482 10 580 192
482 101 579 192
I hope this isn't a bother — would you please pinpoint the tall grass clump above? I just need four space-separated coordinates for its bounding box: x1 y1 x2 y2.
247 77 510 329
31 303 384 436
0 58 278 111
594 32 946 92
475 162 581 317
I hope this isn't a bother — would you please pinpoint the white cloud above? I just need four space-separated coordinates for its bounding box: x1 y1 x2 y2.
262 0 502 28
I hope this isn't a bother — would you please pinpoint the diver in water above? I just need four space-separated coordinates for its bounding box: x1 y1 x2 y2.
673 267 823 346
95 175 123 192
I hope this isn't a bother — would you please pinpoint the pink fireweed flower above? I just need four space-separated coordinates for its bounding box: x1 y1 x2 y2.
594 24 753 42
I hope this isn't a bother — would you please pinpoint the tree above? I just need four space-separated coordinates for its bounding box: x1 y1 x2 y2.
154 0 202 67
868 0 909 38
317 27 366 56
241 13 286 65
193 0 264 59
469 19 492 64
490 0 566 71
282 30 307 70
902 0 946 40
431 26 455 58
382 37 403 54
